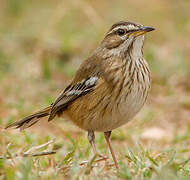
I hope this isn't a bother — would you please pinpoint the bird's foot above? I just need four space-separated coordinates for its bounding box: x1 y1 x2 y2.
80 153 108 166
96 153 108 161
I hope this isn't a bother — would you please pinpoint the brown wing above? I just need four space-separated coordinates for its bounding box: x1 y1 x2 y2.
48 76 99 121
48 55 102 121
6 55 104 130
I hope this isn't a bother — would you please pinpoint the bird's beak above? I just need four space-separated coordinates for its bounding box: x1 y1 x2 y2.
129 26 155 37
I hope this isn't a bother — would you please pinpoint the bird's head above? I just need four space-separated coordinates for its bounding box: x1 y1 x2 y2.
100 21 155 57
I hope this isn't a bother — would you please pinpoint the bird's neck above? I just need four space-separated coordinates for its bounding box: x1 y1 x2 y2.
128 36 144 59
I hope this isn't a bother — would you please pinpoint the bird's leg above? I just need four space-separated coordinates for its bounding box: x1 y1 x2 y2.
80 130 108 165
104 131 119 169
88 130 97 155
79 130 108 166
88 130 107 159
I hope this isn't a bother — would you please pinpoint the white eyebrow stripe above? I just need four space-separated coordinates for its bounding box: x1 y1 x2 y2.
107 24 139 36
107 25 128 35
127 24 137 30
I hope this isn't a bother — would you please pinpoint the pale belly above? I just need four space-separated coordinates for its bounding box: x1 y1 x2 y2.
66 85 148 132
87 88 147 131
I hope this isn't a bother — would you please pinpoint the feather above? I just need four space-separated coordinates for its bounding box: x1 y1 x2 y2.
48 76 98 121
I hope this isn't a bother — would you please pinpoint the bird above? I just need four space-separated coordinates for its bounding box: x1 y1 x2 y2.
6 21 155 169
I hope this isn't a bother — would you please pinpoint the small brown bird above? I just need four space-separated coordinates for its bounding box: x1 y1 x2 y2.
6 21 155 169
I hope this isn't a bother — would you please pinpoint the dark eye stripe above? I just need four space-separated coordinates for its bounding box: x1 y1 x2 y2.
115 28 138 36
127 29 137 33
116 29 125 36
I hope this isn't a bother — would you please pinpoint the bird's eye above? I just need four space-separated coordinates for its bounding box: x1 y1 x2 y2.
116 28 126 36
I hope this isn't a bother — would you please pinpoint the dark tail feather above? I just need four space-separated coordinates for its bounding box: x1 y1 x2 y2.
5 106 51 131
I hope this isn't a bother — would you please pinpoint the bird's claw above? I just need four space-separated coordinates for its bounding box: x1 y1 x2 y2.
80 154 108 166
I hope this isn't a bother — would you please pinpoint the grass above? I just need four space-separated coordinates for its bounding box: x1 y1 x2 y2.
2 126 190 179
0 0 190 179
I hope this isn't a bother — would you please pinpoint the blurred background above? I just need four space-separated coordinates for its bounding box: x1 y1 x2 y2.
0 0 190 179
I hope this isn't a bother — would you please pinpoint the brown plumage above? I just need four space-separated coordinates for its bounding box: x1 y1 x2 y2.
6 21 155 169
